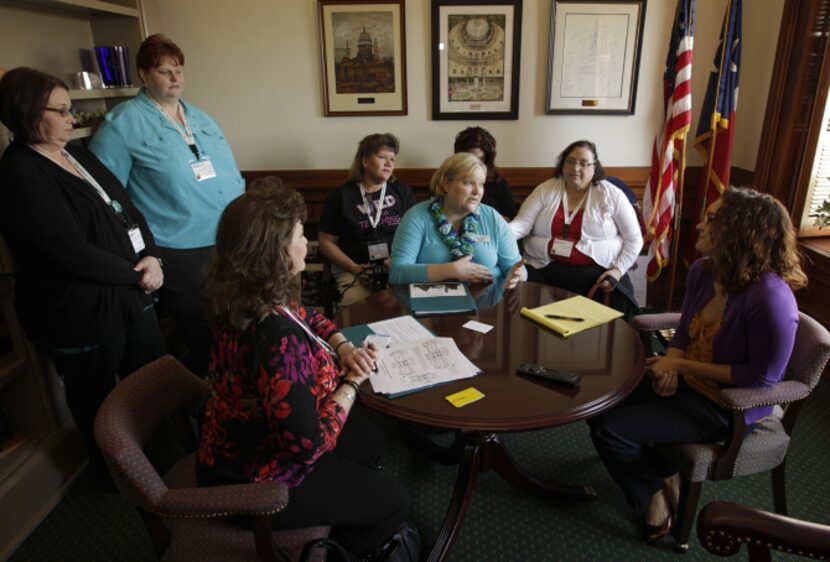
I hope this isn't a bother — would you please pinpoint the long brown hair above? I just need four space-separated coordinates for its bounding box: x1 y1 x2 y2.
705 187 807 294
203 176 307 331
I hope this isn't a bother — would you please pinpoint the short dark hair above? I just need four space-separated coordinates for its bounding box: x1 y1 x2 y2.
202 176 308 331
349 133 400 183
0 67 68 145
554 140 606 185
453 126 502 182
136 34 185 72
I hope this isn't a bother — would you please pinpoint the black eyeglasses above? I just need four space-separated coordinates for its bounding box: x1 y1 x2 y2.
42 106 75 118
564 158 596 168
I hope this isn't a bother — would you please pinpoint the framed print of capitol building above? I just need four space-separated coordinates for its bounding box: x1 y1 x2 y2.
431 0 523 120
318 0 408 116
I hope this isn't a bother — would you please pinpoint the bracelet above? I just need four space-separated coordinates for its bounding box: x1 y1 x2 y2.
342 378 361 394
334 340 353 355
339 386 356 402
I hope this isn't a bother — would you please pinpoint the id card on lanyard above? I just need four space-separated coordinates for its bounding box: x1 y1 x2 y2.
551 189 587 258
360 183 388 261
149 95 216 182
55 148 146 253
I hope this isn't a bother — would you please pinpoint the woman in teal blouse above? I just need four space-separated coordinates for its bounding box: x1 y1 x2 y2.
389 152 525 289
90 34 244 375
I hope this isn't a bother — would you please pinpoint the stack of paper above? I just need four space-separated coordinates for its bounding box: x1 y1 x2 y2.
369 337 481 396
339 315 482 397
520 295 623 338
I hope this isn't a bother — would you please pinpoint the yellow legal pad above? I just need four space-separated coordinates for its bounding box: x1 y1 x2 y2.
445 387 485 408
520 295 623 338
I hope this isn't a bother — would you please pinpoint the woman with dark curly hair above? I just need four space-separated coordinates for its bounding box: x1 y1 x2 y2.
510 140 642 314
589 187 806 543
453 126 517 218
197 177 415 560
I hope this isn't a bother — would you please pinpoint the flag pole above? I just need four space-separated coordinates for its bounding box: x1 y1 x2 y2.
666 139 687 311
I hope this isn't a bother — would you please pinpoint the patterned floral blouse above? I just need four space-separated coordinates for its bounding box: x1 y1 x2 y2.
196 305 347 488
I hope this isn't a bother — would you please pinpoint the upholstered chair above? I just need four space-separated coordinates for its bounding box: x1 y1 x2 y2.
632 312 830 552
697 500 830 560
94 355 329 561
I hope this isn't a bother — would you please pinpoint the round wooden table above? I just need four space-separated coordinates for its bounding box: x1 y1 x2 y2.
336 282 646 562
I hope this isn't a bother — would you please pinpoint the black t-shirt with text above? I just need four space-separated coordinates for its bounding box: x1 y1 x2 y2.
319 180 417 264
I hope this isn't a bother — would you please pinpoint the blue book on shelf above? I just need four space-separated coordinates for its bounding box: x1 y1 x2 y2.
408 282 477 316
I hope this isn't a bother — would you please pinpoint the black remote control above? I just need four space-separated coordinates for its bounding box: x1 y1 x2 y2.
516 363 581 389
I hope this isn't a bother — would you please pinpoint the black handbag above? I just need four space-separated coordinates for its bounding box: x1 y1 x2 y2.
299 522 420 562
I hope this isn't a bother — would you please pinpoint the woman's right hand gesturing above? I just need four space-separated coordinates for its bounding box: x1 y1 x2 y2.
452 255 493 284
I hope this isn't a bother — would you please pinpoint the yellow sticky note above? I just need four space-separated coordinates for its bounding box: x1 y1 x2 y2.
445 387 485 408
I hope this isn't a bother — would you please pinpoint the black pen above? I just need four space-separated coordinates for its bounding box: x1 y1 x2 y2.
545 314 585 322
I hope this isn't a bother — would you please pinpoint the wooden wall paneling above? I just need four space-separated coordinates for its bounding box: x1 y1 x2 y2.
242 165 688 309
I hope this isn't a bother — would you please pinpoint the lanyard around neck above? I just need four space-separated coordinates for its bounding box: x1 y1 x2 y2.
147 93 199 158
359 182 387 230
277 305 336 358
31 146 124 214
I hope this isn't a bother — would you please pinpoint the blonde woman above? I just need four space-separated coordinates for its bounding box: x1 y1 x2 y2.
389 152 525 289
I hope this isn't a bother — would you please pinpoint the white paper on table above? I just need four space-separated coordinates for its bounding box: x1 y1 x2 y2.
369 337 480 395
368 315 433 347
462 320 493 334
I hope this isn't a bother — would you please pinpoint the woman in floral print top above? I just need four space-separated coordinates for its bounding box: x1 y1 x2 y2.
196 177 412 559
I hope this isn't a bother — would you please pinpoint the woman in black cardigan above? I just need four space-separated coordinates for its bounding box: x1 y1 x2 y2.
0 67 165 471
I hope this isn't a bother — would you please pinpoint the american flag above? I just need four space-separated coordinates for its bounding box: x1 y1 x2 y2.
642 0 695 281
685 0 742 263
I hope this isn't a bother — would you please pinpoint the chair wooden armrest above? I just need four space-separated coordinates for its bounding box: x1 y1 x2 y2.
698 500 830 559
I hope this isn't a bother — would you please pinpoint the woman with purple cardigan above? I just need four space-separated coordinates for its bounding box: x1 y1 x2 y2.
589 187 807 543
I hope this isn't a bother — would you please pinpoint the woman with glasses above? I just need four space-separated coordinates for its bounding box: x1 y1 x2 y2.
0 67 164 474
510 140 642 314
589 187 805 542
90 34 245 376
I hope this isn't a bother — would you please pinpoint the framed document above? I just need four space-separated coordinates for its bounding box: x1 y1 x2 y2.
431 0 523 120
546 0 646 115
318 0 408 116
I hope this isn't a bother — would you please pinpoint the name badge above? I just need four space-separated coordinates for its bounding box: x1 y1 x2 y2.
367 242 389 261
128 227 146 253
191 157 217 182
551 238 574 258
473 234 490 243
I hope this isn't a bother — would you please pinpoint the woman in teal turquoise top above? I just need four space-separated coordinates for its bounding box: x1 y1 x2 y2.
90 35 245 375
389 152 525 289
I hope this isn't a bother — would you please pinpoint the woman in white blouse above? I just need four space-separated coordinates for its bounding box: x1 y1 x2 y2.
510 140 642 314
